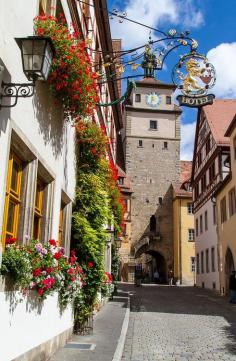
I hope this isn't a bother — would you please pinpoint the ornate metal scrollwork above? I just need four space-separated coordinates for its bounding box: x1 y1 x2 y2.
0 81 35 109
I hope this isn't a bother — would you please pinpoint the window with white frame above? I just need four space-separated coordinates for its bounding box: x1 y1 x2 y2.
150 120 158 130
191 257 195 272
187 202 193 214
188 229 195 241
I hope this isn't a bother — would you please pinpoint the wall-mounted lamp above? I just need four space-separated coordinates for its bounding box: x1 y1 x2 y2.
114 236 122 249
0 36 55 109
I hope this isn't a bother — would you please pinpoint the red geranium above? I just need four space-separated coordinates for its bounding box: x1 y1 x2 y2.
6 237 17 245
33 268 42 277
87 262 94 268
49 239 57 247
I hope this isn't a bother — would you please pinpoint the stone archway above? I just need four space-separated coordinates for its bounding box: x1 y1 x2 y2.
147 250 167 283
225 247 235 294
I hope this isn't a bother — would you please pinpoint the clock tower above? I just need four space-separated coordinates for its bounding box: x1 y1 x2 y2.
123 77 181 281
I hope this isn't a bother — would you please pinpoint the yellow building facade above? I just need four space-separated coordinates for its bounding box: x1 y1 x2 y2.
215 115 236 295
173 161 196 285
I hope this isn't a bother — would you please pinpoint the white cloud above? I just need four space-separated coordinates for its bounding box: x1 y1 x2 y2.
180 121 196 160
110 0 204 48
207 42 236 98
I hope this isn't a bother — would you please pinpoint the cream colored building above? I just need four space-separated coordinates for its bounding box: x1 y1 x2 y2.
173 161 195 285
215 114 236 295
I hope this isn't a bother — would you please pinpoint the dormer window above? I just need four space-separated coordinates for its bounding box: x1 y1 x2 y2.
118 177 124 185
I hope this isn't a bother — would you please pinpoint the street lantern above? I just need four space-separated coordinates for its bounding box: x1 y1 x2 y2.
0 36 55 109
15 36 55 81
114 237 122 249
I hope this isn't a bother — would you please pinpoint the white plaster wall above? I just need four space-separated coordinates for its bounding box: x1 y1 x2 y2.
0 2 76 359
195 199 220 290
0 0 76 240
0 289 73 361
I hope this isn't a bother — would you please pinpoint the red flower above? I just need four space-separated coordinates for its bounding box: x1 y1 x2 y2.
46 267 53 274
37 288 44 296
71 276 76 282
67 268 74 275
6 237 17 245
54 251 63 260
49 239 57 247
87 262 94 268
33 268 42 277
69 256 77 265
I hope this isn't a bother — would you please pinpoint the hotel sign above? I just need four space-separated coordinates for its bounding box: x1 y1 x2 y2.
172 52 216 108
177 94 215 108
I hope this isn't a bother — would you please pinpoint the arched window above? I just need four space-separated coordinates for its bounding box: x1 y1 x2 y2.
150 215 156 233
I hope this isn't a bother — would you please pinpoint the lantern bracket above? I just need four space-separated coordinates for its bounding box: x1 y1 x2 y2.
0 79 35 109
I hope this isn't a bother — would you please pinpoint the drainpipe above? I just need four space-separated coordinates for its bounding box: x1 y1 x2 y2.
179 198 182 284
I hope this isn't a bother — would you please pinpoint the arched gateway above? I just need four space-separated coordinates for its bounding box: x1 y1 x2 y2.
225 247 235 294
134 240 169 284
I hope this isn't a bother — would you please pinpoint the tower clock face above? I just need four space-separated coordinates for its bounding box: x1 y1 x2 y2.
146 92 161 107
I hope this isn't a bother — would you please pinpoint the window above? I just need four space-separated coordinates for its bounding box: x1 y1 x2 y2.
229 187 236 217
118 177 124 185
220 196 227 223
188 229 195 241
196 253 200 274
206 249 209 273
58 201 65 246
166 96 171 104
191 257 195 272
209 162 215 182
135 94 141 102
195 218 198 237
150 120 158 130
158 197 163 205
150 215 156 233
200 215 203 233
205 136 211 155
163 141 168 149
234 136 236 160
201 251 204 273
204 211 208 231
187 203 193 214
201 173 206 192
33 180 44 240
213 204 216 225
2 152 22 246
197 152 202 168
195 183 199 200
211 247 215 272
138 140 143 147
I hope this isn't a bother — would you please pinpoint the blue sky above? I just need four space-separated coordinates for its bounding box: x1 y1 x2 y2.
107 0 236 159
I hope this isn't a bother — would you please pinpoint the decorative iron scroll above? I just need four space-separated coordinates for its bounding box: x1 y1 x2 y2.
0 81 35 108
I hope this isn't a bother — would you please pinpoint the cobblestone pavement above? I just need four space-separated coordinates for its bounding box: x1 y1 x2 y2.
120 284 236 361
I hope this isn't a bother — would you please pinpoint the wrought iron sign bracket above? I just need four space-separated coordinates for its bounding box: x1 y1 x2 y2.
0 81 35 109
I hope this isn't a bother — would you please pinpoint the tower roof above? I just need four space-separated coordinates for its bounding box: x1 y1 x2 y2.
135 77 176 89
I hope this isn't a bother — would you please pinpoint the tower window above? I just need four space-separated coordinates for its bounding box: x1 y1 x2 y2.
166 96 171 104
150 215 156 233
138 140 143 147
135 94 141 102
163 141 168 149
158 197 163 205
149 120 158 130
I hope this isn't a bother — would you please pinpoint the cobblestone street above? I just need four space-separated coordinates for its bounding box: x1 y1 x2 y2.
121 284 236 361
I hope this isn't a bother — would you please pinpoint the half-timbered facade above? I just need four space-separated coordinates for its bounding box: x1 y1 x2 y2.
192 99 236 291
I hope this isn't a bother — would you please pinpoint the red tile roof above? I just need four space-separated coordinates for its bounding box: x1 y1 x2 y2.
117 165 132 193
203 99 236 146
173 161 192 197
180 161 192 184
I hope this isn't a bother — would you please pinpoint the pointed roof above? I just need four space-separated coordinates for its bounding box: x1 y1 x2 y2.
135 77 176 89
203 99 236 146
